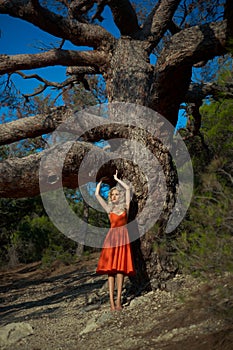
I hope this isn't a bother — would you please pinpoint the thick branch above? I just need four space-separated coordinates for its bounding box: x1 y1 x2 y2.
141 0 180 47
157 21 228 69
0 106 71 146
1 105 167 146
0 124 174 242
0 0 113 48
150 20 228 124
0 138 148 199
0 49 107 75
108 0 140 36
185 82 233 104
0 141 100 198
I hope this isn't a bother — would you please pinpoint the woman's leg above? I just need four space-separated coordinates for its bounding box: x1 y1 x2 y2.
108 274 115 310
116 273 124 310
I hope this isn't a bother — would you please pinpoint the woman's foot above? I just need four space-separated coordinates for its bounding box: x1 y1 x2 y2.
110 302 116 311
115 305 122 311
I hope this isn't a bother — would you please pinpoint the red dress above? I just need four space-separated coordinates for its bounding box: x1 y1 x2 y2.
96 211 135 276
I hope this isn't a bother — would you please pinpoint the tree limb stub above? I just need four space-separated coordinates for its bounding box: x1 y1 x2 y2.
66 66 99 76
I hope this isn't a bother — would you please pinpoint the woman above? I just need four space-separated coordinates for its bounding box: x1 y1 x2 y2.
95 170 135 311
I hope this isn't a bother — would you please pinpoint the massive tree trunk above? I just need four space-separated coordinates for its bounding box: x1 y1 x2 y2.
106 38 154 106
97 39 179 290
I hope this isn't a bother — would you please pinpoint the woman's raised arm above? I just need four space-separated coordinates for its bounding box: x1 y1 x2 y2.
113 170 130 212
95 178 110 213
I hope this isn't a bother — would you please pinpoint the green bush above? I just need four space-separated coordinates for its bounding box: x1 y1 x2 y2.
173 227 233 276
41 244 76 267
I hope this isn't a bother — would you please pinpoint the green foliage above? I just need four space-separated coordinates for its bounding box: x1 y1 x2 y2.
173 68 233 277
0 196 78 266
173 158 233 275
173 201 233 276
200 100 233 159
41 245 76 267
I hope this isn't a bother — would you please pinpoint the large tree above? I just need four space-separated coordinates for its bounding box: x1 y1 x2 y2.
0 0 233 289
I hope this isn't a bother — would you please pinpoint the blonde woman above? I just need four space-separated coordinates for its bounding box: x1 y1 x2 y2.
95 170 135 311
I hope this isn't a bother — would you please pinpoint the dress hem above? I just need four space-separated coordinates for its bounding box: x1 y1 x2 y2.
96 269 136 276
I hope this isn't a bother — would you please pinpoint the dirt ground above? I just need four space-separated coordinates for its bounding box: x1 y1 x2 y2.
0 253 233 350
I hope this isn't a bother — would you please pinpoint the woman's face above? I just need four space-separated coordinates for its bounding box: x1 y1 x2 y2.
110 189 120 204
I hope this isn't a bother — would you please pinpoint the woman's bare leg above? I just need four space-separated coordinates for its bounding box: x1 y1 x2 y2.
116 273 124 310
108 274 115 310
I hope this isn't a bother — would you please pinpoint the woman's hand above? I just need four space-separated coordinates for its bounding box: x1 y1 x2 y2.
113 170 118 181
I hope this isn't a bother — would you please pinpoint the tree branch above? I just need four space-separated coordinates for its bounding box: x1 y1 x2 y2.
13 71 85 99
0 49 107 75
157 20 227 70
185 82 233 104
0 141 98 198
15 71 79 87
141 0 181 48
149 20 228 124
68 0 95 20
0 123 172 203
167 20 181 35
0 0 113 48
0 105 164 146
0 106 71 146
107 0 140 36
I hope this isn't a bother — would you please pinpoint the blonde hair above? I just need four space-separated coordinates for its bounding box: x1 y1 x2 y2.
108 185 126 212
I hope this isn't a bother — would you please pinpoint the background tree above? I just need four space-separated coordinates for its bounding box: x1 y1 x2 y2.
0 0 233 289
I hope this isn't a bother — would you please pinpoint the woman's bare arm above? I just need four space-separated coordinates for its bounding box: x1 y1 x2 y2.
113 170 131 212
95 179 110 213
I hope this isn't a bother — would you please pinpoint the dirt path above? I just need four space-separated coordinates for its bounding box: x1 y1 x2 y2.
0 255 233 350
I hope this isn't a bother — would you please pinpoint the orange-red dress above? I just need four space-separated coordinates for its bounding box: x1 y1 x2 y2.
96 211 135 276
